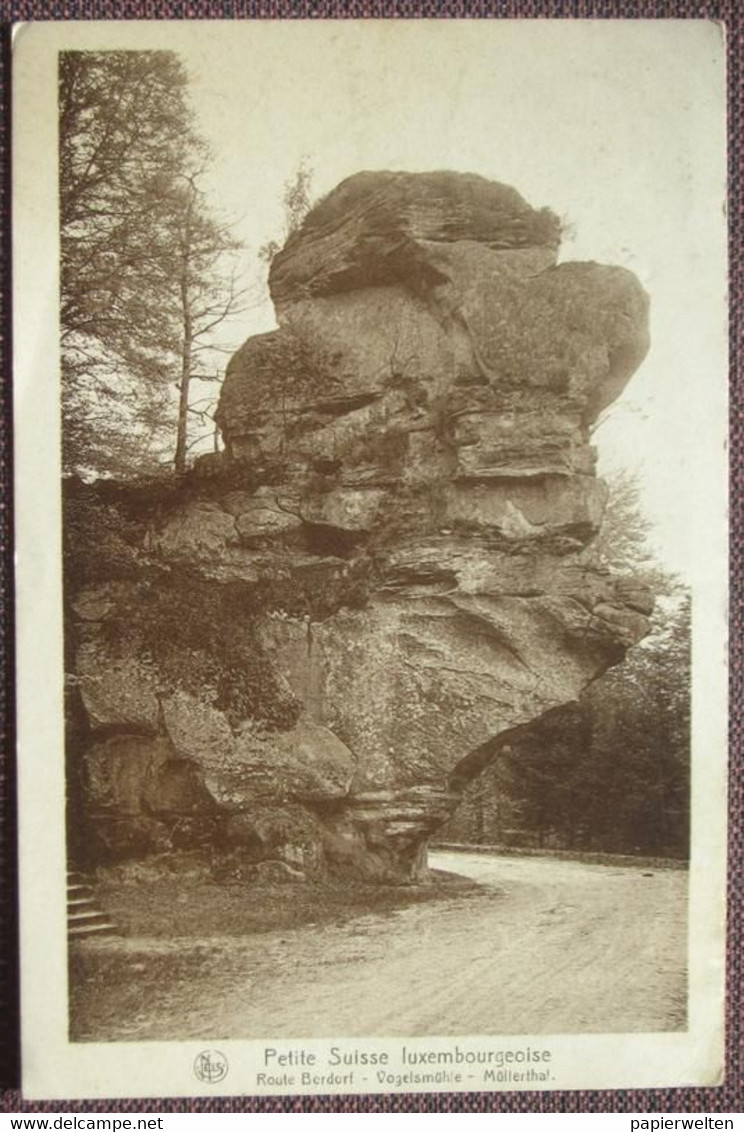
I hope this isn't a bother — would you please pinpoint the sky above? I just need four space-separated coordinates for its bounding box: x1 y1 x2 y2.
20 19 729 579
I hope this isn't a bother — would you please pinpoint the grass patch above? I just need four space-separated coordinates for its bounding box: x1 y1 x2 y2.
92 868 480 940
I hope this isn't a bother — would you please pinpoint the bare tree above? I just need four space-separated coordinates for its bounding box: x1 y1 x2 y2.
167 172 247 475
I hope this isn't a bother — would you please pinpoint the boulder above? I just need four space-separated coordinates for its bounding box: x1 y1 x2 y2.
66 171 652 883
80 735 220 860
147 503 237 558
223 804 326 879
268 171 561 307
76 637 160 734
159 690 355 806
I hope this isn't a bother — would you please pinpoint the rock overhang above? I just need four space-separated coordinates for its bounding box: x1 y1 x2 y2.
67 170 653 884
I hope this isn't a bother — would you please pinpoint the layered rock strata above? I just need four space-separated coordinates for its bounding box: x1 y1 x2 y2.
66 172 652 883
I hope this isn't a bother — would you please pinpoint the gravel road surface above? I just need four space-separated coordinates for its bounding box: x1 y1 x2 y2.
71 850 688 1041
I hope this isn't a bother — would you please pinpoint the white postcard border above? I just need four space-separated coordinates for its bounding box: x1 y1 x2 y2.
12 19 729 1101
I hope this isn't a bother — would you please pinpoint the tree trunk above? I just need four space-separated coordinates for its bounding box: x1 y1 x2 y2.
174 320 192 475
174 194 194 477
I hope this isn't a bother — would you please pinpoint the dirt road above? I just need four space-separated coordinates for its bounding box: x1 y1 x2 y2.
71 851 688 1040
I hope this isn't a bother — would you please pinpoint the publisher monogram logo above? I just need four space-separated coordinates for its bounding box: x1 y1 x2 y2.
194 1049 229 1084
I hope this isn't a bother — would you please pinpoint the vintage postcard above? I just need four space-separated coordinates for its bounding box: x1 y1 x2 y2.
12 19 728 1100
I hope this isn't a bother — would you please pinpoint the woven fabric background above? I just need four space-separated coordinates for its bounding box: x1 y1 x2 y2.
0 1 740 1114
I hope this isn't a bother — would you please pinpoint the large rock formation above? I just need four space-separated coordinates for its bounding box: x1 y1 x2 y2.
65 172 652 884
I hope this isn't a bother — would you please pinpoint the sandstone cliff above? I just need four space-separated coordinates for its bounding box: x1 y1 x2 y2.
65 171 652 884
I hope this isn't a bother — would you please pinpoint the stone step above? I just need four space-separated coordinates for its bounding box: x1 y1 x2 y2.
67 872 118 939
68 920 118 939
68 908 111 924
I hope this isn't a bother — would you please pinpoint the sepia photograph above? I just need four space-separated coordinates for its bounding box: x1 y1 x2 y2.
12 18 728 1099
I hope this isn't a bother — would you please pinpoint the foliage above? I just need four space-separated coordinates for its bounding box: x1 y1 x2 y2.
60 51 189 475
127 579 302 731
63 478 154 588
59 51 245 478
503 591 690 857
585 467 673 594
259 156 314 264
582 591 690 854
